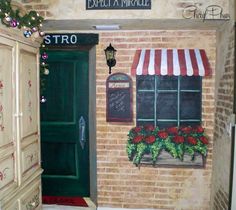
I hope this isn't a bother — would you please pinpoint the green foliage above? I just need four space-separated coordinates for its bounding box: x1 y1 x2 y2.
185 145 195 160
165 138 178 159
39 45 50 97
194 141 207 156
0 0 44 35
176 143 184 160
150 141 163 164
133 142 147 165
126 142 136 160
21 10 43 29
126 125 209 166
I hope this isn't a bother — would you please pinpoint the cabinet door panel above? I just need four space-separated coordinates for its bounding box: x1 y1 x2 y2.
0 37 18 200
0 154 16 190
19 46 38 139
0 41 14 148
22 139 40 177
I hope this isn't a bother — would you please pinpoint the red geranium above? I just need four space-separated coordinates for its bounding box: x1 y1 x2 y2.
145 125 155 131
194 125 204 133
180 126 192 134
157 131 168 139
133 135 143 144
186 136 197 145
145 135 156 144
173 135 185 144
166 127 179 135
133 126 142 133
199 136 208 144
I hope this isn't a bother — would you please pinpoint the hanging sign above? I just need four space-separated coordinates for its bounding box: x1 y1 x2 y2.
86 0 151 10
106 73 133 122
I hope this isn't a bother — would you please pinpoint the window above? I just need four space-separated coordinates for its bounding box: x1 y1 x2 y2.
136 76 202 129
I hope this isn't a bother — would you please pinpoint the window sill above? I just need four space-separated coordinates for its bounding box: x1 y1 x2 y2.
133 151 205 169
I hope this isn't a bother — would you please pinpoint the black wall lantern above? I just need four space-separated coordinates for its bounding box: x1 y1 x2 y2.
104 43 117 74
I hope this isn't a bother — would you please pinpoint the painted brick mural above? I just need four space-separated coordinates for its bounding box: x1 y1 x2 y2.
19 1 219 208
96 30 216 209
6 0 236 209
211 24 235 210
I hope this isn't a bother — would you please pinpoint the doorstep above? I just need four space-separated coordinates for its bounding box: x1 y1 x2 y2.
42 197 96 210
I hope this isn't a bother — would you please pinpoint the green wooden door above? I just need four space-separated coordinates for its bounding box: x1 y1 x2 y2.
41 50 89 196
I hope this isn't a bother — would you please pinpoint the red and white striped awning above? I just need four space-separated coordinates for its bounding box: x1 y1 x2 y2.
131 49 212 76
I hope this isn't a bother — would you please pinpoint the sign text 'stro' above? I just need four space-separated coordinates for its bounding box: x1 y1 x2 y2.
43 33 99 46
86 0 151 10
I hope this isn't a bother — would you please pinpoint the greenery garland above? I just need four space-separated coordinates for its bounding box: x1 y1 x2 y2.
0 0 44 38
40 44 49 103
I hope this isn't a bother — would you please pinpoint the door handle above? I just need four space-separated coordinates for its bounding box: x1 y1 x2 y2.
79 116 86 150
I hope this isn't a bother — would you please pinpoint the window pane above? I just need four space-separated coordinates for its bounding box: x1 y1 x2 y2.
180 92 201 119
180 121 200 127
156 93 178 119
137 121 155 127
137 75 155 90
136 75 202 129
156 76 178 90
157 121 178 129
137 92 155 119
180 76 201 90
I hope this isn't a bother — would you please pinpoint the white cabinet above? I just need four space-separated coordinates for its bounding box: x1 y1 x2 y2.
0 37 18 202
0 25 42 210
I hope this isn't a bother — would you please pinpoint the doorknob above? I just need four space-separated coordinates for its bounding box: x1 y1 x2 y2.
79 116 86 150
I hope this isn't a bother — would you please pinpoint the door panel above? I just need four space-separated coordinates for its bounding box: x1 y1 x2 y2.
42 142 78 176
41 50 89 196
41 62 75 122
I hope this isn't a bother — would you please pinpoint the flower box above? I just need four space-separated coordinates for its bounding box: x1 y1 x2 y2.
133 151 205 168
127 125 208 168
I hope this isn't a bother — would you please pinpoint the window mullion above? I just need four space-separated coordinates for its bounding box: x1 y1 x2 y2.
177 77 180 127
154 76 157 127
200 78 202 124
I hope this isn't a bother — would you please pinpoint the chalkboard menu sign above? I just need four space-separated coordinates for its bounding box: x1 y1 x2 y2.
106 73 133 122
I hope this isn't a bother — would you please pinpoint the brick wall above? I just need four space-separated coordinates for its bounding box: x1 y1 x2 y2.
211 24 235 210
21 0 52 18
96 30 216 209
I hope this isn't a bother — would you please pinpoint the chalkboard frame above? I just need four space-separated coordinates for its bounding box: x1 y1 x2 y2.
106 73 133 122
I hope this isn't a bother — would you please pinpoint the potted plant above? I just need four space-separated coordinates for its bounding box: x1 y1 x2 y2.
126 125 208 166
